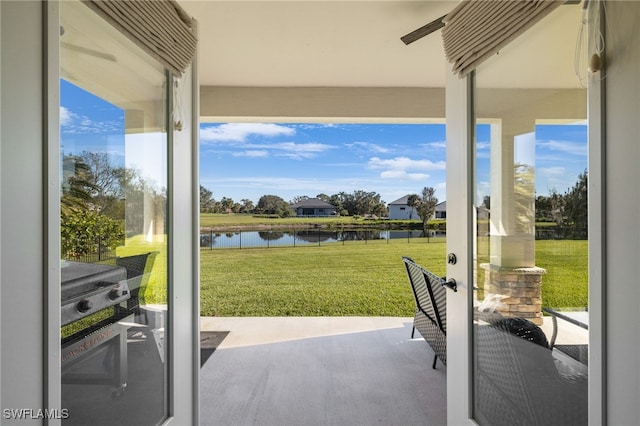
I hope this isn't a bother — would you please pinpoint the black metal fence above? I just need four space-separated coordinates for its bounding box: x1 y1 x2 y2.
200 227 444 249
535 227 588 240
61 236 119 263
200 225 587 250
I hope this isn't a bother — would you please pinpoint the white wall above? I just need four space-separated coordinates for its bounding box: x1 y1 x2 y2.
603 1 640 423
1 1 45 420
388 205 416 220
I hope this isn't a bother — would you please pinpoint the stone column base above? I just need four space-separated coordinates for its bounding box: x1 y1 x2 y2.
480 264 547 325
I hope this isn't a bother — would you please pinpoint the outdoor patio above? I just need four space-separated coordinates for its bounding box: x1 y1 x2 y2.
199 314 588 426
199 317 447 426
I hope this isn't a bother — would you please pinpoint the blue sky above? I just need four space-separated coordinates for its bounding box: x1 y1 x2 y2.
200 123 448 205
60 79 125 162
200 122 587 205
60 81 587 207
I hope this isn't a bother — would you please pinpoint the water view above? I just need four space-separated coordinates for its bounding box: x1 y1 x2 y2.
200 228 443 249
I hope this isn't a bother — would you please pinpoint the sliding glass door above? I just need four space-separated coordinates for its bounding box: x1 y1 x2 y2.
59 2 170 424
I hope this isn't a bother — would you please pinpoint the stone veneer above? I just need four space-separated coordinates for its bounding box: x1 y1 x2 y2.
480 263 547 325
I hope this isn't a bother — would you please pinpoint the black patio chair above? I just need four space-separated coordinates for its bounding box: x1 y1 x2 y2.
115 251 158 318
402 256 447 369
474 317 588 426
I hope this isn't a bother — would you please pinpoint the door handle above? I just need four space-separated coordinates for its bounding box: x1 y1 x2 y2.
442 278 457 292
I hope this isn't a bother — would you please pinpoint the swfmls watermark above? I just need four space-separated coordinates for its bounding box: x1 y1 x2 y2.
3 408 70 420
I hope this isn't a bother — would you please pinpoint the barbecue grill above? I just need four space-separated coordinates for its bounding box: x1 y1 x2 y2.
61 253 155 398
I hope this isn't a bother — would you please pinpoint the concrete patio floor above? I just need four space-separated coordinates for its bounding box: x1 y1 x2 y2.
198 315 588 426
199 317 447 426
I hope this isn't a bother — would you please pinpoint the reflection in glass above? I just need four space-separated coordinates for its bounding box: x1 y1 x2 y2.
471 9 589 426
60 2 169 425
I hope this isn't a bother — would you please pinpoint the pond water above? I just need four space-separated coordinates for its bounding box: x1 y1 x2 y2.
200 229 443 249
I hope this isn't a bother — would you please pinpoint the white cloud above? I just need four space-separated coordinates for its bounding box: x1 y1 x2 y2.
199 123 334 159
347 141 391 154
537 140 587 156
368 156 446 171
367 156 445 181
537 166 566 178
536 166 576 193
60 106 122 134
271 142 335 159
232 150 269 158
380 170 429 181
200 123 295 142
60 106 75 126
422 141 447 150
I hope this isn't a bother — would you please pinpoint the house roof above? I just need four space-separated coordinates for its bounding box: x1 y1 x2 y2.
389 195 413 206
389 196 447 210
290 198 336 209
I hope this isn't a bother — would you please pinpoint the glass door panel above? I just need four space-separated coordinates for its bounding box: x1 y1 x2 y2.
472 16 589 426
59 1 169 424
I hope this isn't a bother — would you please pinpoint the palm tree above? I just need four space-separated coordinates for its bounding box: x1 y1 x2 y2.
61 155 100 216
406 194 419 220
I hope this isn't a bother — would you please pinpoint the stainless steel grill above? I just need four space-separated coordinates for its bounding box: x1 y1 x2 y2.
61 261 130 326
61 254 154 398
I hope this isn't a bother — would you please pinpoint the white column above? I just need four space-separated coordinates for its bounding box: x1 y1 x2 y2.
489 121 536 268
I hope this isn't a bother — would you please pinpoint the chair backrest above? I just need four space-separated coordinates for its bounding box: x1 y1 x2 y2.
116 252 150 278
475 321 587 425
116 251 158 308
402 256 446 333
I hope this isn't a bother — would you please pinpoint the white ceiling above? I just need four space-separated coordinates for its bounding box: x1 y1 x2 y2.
179 1 584 90
181 1 454 88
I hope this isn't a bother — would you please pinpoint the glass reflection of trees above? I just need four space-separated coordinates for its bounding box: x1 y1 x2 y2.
60 151 166 260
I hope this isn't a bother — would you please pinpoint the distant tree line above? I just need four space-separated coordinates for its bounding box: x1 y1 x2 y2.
536 170 588 231
479 170 588 233
200 187 389 218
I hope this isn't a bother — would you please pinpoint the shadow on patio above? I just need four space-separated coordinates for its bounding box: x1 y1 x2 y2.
200 317 447 426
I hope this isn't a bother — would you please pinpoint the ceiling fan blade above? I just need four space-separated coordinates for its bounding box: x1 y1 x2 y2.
401 14 447 45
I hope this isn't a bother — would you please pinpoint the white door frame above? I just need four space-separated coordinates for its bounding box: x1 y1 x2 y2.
444 31 605 425
445 70 475 426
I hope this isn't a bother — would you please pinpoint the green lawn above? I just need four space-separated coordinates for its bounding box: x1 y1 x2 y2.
200 239 588 316
535 240 588 308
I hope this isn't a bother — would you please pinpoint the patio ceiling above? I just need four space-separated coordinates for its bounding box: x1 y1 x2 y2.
180 1 583 89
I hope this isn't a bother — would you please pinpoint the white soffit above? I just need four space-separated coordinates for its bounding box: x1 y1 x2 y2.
180 1 583 90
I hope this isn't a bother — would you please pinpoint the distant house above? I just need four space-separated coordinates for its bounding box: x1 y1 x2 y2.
388 195 418 220
389 196 447 220
291 198 337 217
